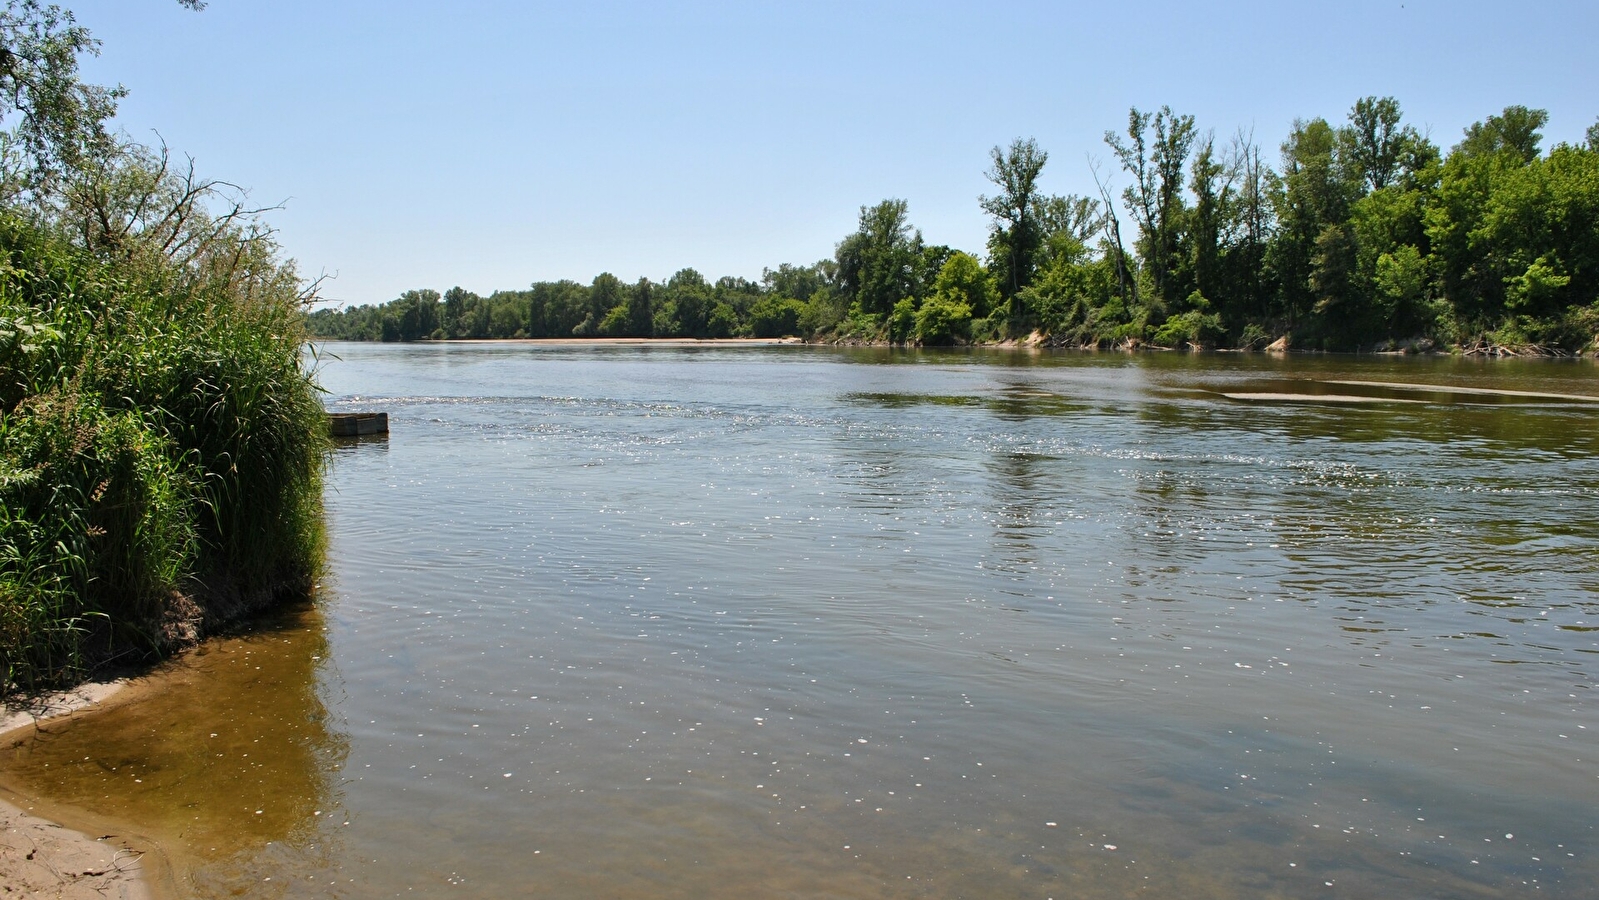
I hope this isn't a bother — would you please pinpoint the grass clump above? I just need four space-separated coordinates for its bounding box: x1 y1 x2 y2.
0 3 327 692
0 211 327 692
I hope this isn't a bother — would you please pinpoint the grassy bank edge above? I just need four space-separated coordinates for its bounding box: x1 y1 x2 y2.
2 211 329 696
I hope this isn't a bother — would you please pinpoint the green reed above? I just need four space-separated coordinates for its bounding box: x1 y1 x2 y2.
0 214 327 693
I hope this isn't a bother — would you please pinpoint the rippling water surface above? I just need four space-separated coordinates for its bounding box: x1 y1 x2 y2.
5 344 1598 898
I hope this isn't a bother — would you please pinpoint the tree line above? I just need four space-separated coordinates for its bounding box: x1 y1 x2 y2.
312 98 1599 354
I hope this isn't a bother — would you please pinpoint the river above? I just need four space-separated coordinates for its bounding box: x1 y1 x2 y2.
4 343 1597 898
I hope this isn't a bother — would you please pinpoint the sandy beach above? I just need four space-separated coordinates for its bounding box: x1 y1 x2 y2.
0 683 154 900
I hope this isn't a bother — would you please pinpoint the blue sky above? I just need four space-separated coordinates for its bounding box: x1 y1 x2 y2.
70 0 1598 306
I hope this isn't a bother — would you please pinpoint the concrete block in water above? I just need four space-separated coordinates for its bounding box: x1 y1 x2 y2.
328 412 388 437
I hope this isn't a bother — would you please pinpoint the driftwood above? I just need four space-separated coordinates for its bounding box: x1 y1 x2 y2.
1461 336 1573 358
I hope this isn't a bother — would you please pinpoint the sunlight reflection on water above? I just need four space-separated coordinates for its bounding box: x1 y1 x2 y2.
5 345 1597 898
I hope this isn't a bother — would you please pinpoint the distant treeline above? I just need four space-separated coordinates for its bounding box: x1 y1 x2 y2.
310 99 1599 354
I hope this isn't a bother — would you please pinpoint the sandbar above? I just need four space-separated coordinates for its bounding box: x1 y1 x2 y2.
1221 392 1431 404
0 682 155 900
1324 379 1599 403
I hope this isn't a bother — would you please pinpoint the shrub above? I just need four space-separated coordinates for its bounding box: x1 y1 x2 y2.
0 213 326 692
747 297 807 337
914 296 972 345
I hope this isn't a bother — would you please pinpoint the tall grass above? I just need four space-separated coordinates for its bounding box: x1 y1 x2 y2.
0 212 327 692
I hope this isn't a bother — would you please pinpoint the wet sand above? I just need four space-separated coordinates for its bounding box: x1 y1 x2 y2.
1221 391 1431 403
1324 378 1599 402
0 604 335 900
0 683 155 900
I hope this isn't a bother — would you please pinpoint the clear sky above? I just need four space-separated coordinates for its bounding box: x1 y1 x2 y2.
68 0 1599 307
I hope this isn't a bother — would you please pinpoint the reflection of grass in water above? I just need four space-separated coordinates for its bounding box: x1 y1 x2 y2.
843 391 1090 419
988 393 1090 418
844 392 985 409
0 601 345 879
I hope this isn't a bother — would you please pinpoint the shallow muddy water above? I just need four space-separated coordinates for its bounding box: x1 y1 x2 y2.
5 344 1598 898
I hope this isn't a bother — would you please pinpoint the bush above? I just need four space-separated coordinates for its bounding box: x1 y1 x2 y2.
837 303 886 342
1153 295 1227 348
1237 323 1271 350
747 296 806 337
798 290 846 337
914 296 972 345
707 302 739 338
967 316 1001 344
888 297 917 343
0 214 326 692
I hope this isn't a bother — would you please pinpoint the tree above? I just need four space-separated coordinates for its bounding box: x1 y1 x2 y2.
1343 97 1403 191
919 243 956 289
1270 117 1357 328
928 251 999 320
764 259 843 336
1035 194 1104 247
1089 157 1139 311
624 277 655 337
713 274 761 329
442 285 475 337
657 267 713 336
746 295 806 337
1427 106 1551 322
1348 184 1434 339
1429 138 1599 326
1225 129 1274 324
574 272 624 336
0 3 288 286
762 261 825 300
489 298 522 337
1456 105 1548 162
1309 221 1357 316
393 288 440 340
1106 106 1196 301
1261 98 1443 346
1186 134 1233 304
1339 97 1439 194
297 95 1599 353
0 1 122 203
980 137 1048 305
835 199 923 315
528 280 588 337
913 294 972 345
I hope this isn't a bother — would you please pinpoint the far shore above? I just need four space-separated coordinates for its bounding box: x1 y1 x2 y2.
309 334 1599 358
0 681 161 900
429 336 804 347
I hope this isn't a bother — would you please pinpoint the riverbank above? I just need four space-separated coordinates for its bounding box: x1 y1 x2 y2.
436 336 806 346
0 682 155 900
1 209 328 696
0 598 332 900
335 332 1599 357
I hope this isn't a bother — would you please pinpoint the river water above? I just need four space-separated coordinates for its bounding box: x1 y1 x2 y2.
4 343 1598 899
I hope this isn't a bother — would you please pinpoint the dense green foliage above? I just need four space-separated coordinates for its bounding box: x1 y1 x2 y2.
1 1 325 692
314 98 1599 354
